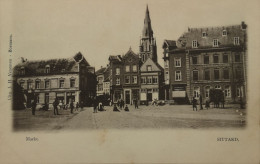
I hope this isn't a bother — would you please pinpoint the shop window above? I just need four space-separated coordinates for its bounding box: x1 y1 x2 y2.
193 87 200 98
225 86 231 97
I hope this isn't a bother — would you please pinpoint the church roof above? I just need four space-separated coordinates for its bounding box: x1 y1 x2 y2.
142 5 153 38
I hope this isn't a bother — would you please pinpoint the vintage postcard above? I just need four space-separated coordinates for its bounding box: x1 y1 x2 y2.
0 0 259 163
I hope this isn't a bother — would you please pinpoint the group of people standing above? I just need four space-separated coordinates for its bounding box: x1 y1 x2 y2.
52 98 83 115
192 95 223 111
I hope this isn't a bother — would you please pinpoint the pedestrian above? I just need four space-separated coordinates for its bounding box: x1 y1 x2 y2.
121 99 125 109
124 105 129 112
75 102 79 111
31 99 36 115
134 98 138 109
53 98 59 115
80 101 84 111
113 104 120 112
199 95 203 110
93 97 98 113
192 97 197 111
70 99 74 114
205 100 210 110
221 95 225 109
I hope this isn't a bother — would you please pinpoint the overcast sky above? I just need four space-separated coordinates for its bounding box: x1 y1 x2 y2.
12 0 252 69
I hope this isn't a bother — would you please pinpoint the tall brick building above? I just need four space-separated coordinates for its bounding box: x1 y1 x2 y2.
13 52 96 109
163 22 247 104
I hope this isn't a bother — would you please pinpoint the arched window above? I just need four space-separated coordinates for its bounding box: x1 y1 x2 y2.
45 65 50 73
224 85 231 97
205 86 210 98
193 87 200 98
215 85 221 89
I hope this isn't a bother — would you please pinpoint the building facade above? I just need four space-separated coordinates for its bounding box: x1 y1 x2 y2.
109 49 141 104
140 58 164 104
163 22 247 104
96 66 110 96
13 52 96 109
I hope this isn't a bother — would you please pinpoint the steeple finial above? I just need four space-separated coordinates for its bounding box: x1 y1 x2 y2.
142 5 153 38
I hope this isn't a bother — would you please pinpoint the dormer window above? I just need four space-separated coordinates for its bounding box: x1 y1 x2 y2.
202 32 207 38
234 37 240 45
192 40 198 48
20 67 25 75
45 65 50 73
222 30 227 36
213 39 219 47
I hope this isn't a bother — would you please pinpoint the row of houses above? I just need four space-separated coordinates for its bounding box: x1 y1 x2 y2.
13 5 247 109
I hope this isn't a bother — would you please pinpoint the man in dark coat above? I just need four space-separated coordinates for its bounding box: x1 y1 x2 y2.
199 95 203 110
134 98 138 109
70 99 74 114
31 99 37 115
113 104 120 112
192 97 197 111
53 98 59 115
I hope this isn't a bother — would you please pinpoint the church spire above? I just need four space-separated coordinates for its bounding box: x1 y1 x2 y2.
142 5 153 38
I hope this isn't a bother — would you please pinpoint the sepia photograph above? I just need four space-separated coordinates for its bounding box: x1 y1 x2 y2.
0 0 259 163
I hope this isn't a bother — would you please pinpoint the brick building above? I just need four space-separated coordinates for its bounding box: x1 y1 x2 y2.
13 52 96 109
163 22 247 104
109 48 141 104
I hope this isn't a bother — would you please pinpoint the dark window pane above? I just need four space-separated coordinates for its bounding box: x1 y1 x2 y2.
193 71 198 80
192 57 197 64
214 69 219 80
223 69 229 79
223 54 228 63
213 55 219 63
204 56 209 64
235 54 240 62
204 70 210 80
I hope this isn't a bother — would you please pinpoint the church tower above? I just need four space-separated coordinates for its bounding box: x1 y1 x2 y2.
139 5 157 63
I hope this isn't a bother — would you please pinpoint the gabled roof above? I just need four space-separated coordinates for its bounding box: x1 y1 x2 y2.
122 48 139 60
109 55 122 63
140 58 163 72
95 67 106 75
13 52 89 76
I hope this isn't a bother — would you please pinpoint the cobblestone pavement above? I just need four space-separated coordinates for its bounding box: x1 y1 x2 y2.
13 104 246 131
